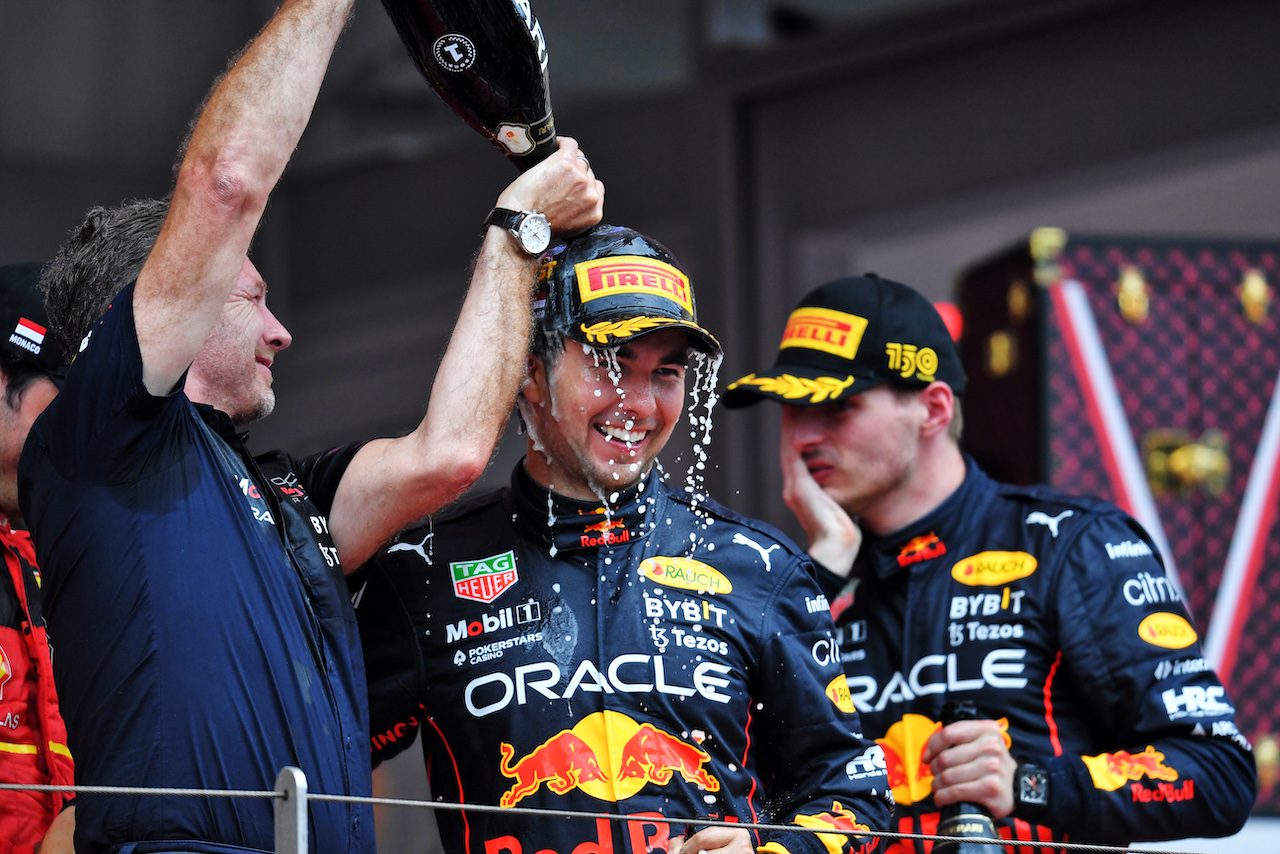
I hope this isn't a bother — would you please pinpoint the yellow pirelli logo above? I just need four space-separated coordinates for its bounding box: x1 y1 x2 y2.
576 256 692 313
779 307 869 360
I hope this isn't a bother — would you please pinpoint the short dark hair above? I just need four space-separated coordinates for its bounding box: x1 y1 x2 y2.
0 350 51 410
529 323 566 369
40 198 169 361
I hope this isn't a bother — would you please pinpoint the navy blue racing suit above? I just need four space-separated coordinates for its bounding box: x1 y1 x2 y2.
354 464 892 854
813 458 1256 851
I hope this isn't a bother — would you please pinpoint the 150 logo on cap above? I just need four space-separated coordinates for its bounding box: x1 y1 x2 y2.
780 307 868 361
576 256 692 314
885 342 938 382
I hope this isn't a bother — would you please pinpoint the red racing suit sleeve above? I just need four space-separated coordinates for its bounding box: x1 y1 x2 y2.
0 526 74 849
1025 509 1256 841
752 556 891 854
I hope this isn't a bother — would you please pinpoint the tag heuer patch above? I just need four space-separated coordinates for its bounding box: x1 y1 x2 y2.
451 550 518 603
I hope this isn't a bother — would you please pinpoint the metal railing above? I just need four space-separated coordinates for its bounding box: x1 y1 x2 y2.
0 770 1232 854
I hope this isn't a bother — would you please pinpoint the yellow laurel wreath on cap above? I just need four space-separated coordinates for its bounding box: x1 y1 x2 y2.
728 373 854 403
579 316 678 345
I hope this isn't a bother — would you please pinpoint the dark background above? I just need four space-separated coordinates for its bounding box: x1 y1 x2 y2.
4 1 1279 847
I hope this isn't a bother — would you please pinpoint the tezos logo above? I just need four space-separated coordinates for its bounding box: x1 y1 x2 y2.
433 34 476 72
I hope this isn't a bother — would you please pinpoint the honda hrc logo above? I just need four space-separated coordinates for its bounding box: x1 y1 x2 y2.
846 745 887 780
1162 685 1233 721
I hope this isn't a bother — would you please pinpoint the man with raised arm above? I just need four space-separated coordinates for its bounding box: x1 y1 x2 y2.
18 1 602 852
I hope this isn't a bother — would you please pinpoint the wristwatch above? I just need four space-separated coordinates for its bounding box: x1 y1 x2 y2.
1013 761 1050 818
485 207 551 255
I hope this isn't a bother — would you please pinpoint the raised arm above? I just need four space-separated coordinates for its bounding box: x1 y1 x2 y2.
135 0 354 395
327 138 603 569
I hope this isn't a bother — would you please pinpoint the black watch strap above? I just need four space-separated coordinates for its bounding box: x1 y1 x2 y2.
484 207 521 231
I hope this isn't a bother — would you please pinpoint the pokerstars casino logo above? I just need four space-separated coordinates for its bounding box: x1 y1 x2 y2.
451 550 518 604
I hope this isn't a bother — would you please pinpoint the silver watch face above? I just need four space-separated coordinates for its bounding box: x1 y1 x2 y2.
1018 767 1049 806
517 213 551 254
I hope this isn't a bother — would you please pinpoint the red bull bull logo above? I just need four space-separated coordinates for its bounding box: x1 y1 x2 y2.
499 732 608 807
618 722 720 791
499 711 722 807
877 714 1010 805
1082 745 1179 792
582 519 630 547
896 533 946 567
790 801 873 854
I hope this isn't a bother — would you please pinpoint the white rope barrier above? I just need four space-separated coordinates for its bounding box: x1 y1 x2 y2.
0 772 1232 854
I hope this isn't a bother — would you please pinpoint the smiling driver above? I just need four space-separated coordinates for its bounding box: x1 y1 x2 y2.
352 225 891 854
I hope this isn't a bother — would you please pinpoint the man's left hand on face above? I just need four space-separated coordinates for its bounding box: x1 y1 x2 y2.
668 826 755 854
780 433 861 577
922 718 1017 819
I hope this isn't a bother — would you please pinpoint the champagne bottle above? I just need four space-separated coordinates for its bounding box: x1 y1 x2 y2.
933 700 1001 854
380 0 557 170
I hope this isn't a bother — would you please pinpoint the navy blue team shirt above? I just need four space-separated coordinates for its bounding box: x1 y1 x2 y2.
18 283 373 854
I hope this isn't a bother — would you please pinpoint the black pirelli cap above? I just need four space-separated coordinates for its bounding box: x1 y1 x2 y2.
723 273 963 407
